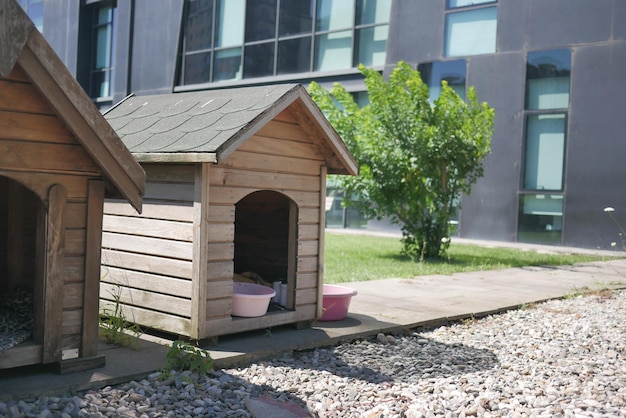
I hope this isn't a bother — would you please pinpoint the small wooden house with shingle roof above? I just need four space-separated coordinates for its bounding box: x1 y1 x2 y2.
102 84 357 340
0 0 144 372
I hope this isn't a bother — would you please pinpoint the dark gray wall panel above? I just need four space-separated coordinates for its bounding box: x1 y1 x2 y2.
528 0 612 50
386 0 443 69
563 42 626 249
113 1 133 104
130 0 184 95
459 53 526 241
614 0 626 40
496 0 528 53
43 0 80 75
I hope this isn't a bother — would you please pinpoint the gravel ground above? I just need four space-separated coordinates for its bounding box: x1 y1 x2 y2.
1 289 625 417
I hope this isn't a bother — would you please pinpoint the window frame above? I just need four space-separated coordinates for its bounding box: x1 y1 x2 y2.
444 1 498 58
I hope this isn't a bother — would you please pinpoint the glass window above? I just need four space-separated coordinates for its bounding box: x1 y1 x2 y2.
183 51 211 84
526 49 571 110
90 2 116 99
314 30 352 71
523 114 566 191
213 47 242 81
316 0 355 31
277 37 311 74
518 195 563 244
355 25 388 67
245 0 277 42
445 6 497 57
447 0 496 9
19 0 44 32
356 0 392 25
185 0 213 51
418 59 467 101
244 42 275 78
215 0 244 47
278 0 313 37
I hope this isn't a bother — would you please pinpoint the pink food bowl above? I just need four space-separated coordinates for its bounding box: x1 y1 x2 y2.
319 284 358 321
232 282 276 317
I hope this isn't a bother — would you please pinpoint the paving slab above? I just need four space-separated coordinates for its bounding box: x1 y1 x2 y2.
1 257 625 401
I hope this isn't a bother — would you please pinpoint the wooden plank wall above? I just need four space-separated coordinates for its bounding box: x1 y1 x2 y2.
0 66 102 361
101 164 196 336
204 108 325 336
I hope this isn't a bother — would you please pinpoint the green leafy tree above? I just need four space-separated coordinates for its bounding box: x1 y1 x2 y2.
309 61 494 260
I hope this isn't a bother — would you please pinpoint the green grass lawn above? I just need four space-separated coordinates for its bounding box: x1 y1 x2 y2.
323 232 617 283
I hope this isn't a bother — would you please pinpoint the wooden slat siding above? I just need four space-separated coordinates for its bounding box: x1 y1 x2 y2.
205 298 231 321
105 199 194 222
221 151 322 176
210 187 319 208
143 163 195 183
103 215 194 242
43 184 66 364
66 202 87 229
295 288 318 305
205 279 232 301
206 261 234 281
273 108 298 124
0 110 76 143
100 300 191 336
64 257 86 283
144 181 195 201
0 77 56 115
101 249 193 279
236 134 326 161
210 167 320 193
61 309 83 336
191 164 210 339
0 343 42 369
82 180 104 357
207 223 234 242
297 273 318 289
299 208 320 223
207 242 234 261
209 204 235 223
63 283 84 309
4 66 31 83
0 140 101 174
102 266 192 298
256 119 311 143
298 240 319 257
0 170 91 201
298 256 318 273
100 282 191 318
298 224 319 241
102 232 194 261
65 229 86 256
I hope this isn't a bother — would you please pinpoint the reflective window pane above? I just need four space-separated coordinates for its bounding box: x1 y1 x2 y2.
447 0 496 8
518 195 563 244
215 0 244 47
314 30 352 71
523 114 566 191
185 0 213 51
418 60 466 101
183 51 211 84
526 49 571 110
445 7 497 57
355 25 388 67
316 0 355 31
213 47 242 81
244 42 275 78
279 0 313 37
277 37 311 74
356 0 391 25
245 0 277 42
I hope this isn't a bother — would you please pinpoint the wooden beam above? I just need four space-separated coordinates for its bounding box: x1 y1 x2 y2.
191 163 211 339
316 165 328 319
43 184 67 364
82 180 105 357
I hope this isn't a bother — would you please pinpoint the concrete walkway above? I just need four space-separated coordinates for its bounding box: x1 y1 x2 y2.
1 246 625 401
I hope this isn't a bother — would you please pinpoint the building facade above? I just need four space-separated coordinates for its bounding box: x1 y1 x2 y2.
27 0 626 250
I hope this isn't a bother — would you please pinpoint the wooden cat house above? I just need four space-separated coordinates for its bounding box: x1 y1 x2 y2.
101 84 357 340
0 0 144 372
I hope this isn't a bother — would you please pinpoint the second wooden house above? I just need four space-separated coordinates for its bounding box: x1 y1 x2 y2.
101 85 357 340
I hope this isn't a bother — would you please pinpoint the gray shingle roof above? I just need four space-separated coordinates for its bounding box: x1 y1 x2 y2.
105 84 301 155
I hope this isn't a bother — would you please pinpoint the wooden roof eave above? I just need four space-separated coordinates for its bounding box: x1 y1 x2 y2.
17 29 145 213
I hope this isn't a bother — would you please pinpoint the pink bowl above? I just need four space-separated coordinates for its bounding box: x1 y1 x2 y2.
319 284 358 321
232 282 276 317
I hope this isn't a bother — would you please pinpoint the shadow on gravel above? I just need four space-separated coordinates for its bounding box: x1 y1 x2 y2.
267 332 500 385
